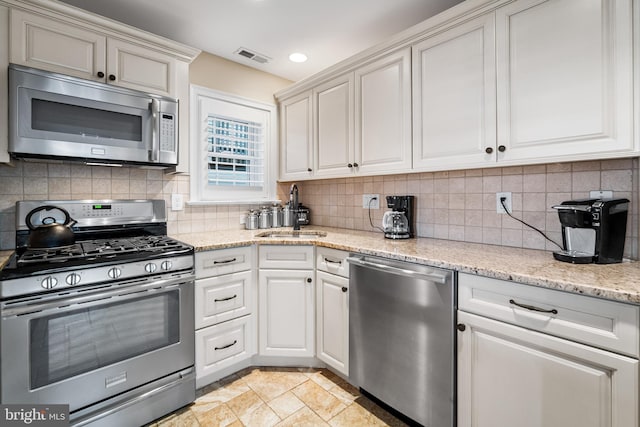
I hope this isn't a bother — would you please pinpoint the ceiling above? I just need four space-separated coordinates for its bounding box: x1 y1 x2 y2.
57 0 464 82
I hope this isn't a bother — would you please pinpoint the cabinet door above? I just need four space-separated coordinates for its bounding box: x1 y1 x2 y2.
314 74 354 177
10 9 106 81
457 311 638 427
280 92 313 180
412 14 496 171
495 0 634 162
0 5 9 163
354 48 412 175
316 271 349 376
259 269 314 357
107 38 176 97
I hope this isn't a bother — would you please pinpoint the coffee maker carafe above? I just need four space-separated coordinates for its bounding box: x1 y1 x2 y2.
552 198 629 264
383 195 415 239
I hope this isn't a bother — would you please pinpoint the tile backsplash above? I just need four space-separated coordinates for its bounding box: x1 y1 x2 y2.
1 158 638 260
283 158 639 259
0 161 259 249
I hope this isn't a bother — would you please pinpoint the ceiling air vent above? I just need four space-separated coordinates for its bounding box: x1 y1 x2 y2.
235 47 271 64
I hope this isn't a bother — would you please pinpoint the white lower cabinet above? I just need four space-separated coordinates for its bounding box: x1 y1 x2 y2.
194 247 256 388
258 245 315 358
457 273 639 427
315 247 350 376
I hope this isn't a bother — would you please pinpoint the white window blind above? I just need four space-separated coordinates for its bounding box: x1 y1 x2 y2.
206 115 264 188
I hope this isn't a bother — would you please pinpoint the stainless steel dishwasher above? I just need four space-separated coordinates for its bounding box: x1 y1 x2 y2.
348 255 455 427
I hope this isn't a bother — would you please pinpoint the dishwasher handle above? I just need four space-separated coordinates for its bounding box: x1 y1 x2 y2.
346 256 448 284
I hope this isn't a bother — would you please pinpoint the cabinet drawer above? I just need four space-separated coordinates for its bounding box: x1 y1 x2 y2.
195 316 255 381
316 247 350 278
195 270 252 329
195 246 252 279
259 245 314 269
458 273 640 357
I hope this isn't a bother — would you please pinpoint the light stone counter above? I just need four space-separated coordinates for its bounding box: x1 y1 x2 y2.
0 251 13 270
174 226 640 305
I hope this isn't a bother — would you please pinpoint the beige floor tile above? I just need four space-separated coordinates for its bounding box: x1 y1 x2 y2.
226 390 264 422
194 375 251 409
276 407 330 427
156 407 200 427
328 402 390 427
195 403 239 427
327 382 360 406
292 379 347 421
243 368 309 401
305 370 344 391
241 402 281 427
267 391 306 419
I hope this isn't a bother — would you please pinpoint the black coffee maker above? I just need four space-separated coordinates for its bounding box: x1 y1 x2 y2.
383 195 415 239
552 198 629 264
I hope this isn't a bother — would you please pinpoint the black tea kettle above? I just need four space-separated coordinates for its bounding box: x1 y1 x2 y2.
25 205 77 249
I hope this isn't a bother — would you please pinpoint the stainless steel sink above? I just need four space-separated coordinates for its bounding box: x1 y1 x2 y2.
255 230 327 238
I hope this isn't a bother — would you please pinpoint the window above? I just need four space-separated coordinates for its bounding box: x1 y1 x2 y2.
190 86 277 203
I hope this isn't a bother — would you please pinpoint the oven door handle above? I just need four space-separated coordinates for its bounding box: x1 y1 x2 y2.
2 275 193 318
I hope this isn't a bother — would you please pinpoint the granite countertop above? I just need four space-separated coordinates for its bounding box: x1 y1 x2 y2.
1 227 638 304
174 226 640 305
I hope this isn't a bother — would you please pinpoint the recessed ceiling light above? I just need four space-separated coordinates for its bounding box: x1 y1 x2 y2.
289 53 308 63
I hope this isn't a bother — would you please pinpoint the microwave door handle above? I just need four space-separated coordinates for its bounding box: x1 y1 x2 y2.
150 99 160 162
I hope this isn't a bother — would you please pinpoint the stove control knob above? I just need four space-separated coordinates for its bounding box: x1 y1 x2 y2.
108 267 122 279
161 260 173 271
145 263 157 273
41 276 58 289
65 273 81 286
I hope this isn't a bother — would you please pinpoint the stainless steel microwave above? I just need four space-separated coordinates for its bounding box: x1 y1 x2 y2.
9 64 179 167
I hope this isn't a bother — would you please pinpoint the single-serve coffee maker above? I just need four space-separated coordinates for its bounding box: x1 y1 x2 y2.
552 198 629 264
382 195 415 239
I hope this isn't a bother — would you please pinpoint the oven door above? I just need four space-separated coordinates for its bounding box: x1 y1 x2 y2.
0 274 194 412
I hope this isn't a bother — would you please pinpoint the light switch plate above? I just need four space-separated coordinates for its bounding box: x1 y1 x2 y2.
171 193 184 211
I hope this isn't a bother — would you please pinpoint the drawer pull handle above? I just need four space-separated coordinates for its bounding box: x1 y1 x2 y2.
214 294 237 302
509 299 558 315
324 257 342 265
214 340 237 351
214 258 237 264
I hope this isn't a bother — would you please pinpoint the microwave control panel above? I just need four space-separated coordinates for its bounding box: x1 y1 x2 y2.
160 113 176 151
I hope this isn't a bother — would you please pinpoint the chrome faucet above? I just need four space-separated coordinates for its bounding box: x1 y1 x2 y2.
290 184 300 230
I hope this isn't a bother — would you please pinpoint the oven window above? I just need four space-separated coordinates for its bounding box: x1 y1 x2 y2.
29 291 179 389
32 99 143 142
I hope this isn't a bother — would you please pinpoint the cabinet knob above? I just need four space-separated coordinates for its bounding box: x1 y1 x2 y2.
353 162 358 167
347 163 353 168
341 287 348 293
307 168 312 172
109 74 116 81
97 71 105 78
498 145 506 152
306 277 312 283
485 147 493 154
456 323 466 332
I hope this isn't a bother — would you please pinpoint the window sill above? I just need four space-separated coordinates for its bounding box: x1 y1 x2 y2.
187 199 282 206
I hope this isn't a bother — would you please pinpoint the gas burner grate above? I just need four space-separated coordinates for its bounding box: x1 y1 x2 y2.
17 245 84 265
82 240 139 256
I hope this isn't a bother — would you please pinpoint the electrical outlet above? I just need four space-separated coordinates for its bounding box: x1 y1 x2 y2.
363 194 380 209
590 190 613 199
496 192 512 214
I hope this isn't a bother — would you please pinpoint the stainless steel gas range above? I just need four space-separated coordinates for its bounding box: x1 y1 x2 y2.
0 199 195 427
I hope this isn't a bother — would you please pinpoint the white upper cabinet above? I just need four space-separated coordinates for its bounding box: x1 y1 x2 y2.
10 9 178 97
354 48 412 175
279 91 313 181
106 38 175 97
495 0 634 162
412 13 497 171
10 9 106 82
314 74 354 177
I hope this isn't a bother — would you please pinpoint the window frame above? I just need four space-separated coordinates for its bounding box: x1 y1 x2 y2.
189 85 278 204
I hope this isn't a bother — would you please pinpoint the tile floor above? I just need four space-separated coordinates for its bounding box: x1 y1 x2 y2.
148 367 408 426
